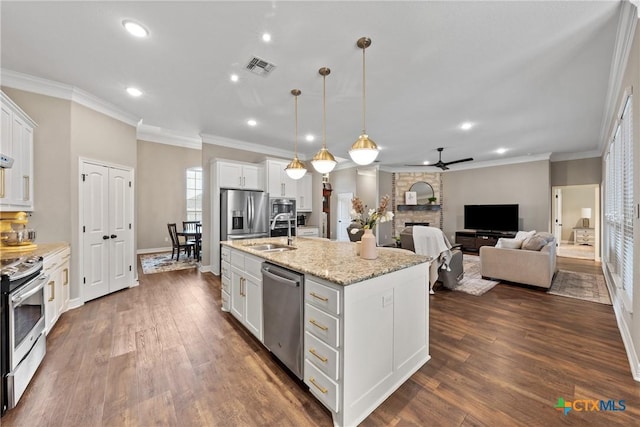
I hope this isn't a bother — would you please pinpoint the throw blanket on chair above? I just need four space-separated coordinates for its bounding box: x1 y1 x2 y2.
412 226 453 294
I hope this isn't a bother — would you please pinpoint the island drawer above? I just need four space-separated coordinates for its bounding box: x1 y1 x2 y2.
305 359 339 412
221 290 230 312
244 254 262 280
221 246 231 263
304 331 339 380
221 261 231 279
221 275 231 294
305 304 339 348
305 279 340 315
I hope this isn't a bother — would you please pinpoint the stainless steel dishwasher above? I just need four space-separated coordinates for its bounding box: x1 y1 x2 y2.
261 262 304 379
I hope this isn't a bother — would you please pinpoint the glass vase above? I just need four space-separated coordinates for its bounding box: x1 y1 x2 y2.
360 229 377 260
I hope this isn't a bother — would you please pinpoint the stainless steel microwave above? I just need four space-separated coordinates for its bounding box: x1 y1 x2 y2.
269 198 296 219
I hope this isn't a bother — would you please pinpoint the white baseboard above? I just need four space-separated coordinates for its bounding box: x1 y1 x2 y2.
67 297 83 310
199 264 212 273
137 246 172 255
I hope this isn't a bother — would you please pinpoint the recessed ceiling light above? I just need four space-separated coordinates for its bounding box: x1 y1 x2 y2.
496 148 507 154
305 134 315 142
122 20 149 38
423 161 430 165
460 122 474 131
247 119 257 127
126 87 142 97
262 33 272 42
230 74 239 83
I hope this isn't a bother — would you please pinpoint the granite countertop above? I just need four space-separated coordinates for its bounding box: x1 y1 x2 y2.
1 242 69 260
222 237 431 285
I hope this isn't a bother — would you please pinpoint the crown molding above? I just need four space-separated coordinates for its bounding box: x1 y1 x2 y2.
137 123 202 150
598 1 638 153
1 69 139 126
630 0 639 18
201 132 294 158
549 150 601 162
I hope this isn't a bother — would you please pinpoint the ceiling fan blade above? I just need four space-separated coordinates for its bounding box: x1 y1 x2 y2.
443 157 474 166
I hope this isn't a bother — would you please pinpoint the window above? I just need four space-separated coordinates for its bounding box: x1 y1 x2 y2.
186 167 202 222
604 91 633 307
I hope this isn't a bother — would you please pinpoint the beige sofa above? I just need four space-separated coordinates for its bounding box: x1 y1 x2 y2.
480 238 557 288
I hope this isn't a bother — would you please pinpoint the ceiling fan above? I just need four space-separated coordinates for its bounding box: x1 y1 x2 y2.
406 147 474 170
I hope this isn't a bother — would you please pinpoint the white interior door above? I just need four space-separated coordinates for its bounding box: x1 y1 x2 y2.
553 187 562 246
82 162 133 302
336 192 353 241
83 163 110 301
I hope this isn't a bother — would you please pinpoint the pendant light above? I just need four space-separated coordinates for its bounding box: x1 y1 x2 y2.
285 89 307 180
349 37 379 166
311 67 337 174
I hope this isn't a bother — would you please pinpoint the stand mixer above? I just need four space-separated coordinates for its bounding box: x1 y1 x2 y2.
0 211 37 251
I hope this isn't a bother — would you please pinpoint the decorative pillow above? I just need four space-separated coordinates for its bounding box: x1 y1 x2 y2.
515 230 536 241
522 235 547 251
534 232 555 244
496 238 522 249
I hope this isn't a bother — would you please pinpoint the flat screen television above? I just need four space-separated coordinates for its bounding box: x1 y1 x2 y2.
464 204 519 232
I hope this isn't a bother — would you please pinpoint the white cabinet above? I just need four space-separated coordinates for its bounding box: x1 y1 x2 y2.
43 246 71 335
221 246 231 312
228 247 263 341
265 160 296 198
218 161 262 190
1 91 36 211
297 174 313 212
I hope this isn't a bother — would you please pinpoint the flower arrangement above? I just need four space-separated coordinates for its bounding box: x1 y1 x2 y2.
350 194 394 233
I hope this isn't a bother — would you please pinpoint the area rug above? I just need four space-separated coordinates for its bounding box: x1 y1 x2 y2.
140 252 197 274
548 270 611 305
443 254 499 296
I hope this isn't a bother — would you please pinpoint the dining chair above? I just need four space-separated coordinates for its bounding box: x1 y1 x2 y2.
168 223 194 261
182 221 200 233
185 223 202 261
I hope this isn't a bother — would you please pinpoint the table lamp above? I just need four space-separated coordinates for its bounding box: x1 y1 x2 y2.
581 208 592 228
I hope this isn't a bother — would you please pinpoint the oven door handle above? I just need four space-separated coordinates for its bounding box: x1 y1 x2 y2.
11 274 48 305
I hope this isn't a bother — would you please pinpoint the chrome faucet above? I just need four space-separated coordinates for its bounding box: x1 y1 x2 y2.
271 213 294 246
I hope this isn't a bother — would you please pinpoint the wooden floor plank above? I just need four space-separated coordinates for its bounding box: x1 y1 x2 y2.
2 256 639 426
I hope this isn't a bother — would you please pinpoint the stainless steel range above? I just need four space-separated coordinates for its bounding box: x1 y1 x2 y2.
1 255 47 416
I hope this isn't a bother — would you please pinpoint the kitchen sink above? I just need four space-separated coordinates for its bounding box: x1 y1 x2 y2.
244 243 297 253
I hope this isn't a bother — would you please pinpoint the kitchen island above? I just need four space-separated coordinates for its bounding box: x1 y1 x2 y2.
221 237 432 427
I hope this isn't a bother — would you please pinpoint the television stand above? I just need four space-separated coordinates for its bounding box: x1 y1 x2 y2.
455 230 516 253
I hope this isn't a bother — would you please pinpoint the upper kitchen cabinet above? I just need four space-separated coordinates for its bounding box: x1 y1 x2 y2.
217 161 262 190
265 159 296 199
1 91 37 211
297 173 313 212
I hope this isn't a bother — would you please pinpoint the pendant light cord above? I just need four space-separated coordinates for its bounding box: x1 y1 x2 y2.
294 93 299 158
322 74 327 149
362 44 366 134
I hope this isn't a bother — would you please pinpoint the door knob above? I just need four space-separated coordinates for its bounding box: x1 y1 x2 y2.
110 234 117 239
102 235 109 240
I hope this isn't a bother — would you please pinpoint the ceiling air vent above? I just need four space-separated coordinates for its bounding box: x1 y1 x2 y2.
245 56 277 77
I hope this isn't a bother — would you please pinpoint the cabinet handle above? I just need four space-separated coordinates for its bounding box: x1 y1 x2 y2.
309 292 328 302
0 168 4 198
63 268 69 286
281 182 285 196
48 281 55 302
309 377 328 394
309 319 328 331
309 348 328 363
301 196 304 207
242 176 245 187
23 175 29 201
240 277 245 296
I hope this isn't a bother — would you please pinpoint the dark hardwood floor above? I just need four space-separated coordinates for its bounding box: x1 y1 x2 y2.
3 256 639 426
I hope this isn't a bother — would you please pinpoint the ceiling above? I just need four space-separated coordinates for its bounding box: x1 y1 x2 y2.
0 1 627 170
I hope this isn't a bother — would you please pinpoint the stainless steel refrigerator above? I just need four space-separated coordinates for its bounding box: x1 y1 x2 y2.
220 189 269 241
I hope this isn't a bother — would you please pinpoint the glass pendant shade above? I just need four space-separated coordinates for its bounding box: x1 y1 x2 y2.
349 36 379 166
349 133 379 165
311 147 336 174
285 157 307 179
